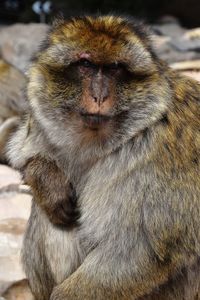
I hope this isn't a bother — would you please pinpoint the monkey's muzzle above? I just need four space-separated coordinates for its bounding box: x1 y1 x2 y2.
80 113 111 129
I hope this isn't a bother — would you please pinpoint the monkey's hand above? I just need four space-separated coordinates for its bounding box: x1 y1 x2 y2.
23 156 79 227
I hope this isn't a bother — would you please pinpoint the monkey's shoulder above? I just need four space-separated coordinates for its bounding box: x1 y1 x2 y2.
152 73 200 175
169 71 200 109
163 72 200 137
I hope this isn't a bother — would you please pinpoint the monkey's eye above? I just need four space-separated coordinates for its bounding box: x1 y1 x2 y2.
109 62 121 70
78 59 95 68
106 62 125 73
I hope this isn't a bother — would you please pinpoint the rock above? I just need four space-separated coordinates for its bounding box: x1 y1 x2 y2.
153 22 185 38
0 165 20 189
0 165 32 298
153 35 200 63
0 222 25 281
152 16 200 63
170 60 200 71
152 20 200 63
170 28 200 52
185 28 200 40
0 212 30 284
0 192 31 221
0 23 49 72
182 71 200 82
2 279 34 300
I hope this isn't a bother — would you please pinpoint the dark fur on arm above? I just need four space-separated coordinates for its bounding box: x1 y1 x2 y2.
22 156 80 227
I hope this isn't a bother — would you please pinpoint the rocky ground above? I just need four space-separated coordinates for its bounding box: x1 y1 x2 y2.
0 17 200 299
0 167 33 299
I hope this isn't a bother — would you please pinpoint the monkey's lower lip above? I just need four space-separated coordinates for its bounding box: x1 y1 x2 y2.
80 113 111 129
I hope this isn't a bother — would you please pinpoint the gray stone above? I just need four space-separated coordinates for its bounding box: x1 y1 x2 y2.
153 23 186 38
170 28 200 52
153 35 200 63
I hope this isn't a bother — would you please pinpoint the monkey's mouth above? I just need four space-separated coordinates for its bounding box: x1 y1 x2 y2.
80 113 111 129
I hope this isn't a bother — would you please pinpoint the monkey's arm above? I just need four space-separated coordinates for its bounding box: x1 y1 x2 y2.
50 235 186 300
7 116 79 226
23 156 79 226
50 173 199 300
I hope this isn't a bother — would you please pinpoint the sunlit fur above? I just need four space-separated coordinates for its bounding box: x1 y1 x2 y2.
7 15 200 300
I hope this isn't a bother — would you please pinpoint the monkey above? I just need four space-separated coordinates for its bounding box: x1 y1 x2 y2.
7 15 200 300
0 58 27 162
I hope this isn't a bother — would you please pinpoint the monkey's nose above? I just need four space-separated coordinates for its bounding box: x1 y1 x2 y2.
90 70 110 105
92 94 108 106
82 88 114 115
91 84 109 105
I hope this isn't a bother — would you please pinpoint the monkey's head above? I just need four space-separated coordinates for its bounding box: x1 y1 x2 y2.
28 15 172 157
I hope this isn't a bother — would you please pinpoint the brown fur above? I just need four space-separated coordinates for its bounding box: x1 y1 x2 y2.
23 156 79 227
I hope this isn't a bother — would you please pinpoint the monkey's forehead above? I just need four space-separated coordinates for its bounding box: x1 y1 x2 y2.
52 16 141 41
37 15 155 73
51 16 149 55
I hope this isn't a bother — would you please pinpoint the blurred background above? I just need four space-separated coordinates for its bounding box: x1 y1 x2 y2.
0 1 200 299
1 0 200 26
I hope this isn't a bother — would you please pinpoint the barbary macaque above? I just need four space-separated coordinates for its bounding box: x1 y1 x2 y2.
7 15 200 299
0 59 27 162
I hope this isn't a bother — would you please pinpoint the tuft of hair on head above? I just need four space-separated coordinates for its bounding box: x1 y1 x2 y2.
52 13 66 29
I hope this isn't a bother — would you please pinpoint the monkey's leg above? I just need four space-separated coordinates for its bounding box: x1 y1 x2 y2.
22 202 83 300
23 156 79 226
22 203 56 300
50 237 194 300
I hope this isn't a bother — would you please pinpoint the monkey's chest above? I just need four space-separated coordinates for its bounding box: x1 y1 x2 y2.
48 164 143 283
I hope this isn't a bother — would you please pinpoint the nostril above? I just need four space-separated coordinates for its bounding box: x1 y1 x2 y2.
102 96 108 103
91 95 108 104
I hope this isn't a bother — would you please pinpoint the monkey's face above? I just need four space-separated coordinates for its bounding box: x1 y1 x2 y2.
28 16 171 156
